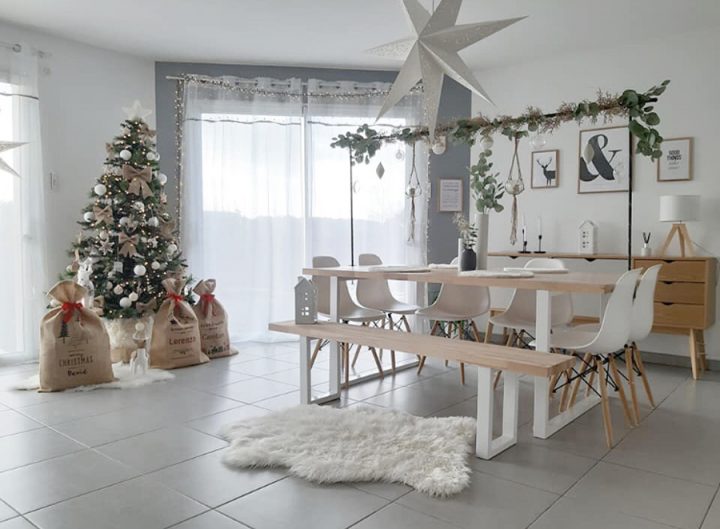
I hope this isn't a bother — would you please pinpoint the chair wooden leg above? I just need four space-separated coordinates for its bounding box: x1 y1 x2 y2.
416 355 427 374
633 342 656 408
493 370 502 389
495 331 517 389
342 343 350 389
585 369 597 397
484 319 494 344
369 346 384 379
567 353 590 408
624 345 641 425
418 320 440 375
400 315 412 333
609 354 635 427
460 363 466 385
309 339 323 368
596 357 614 448
558 368 573 413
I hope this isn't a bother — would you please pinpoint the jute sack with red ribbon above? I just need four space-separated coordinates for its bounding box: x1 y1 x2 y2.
149 278 208 369
192 279 235 359
39 281 114 391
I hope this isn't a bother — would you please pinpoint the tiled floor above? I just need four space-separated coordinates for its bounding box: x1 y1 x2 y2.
0 343 717 529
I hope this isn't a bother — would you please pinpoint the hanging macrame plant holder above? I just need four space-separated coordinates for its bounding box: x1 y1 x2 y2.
405 143 423 243
504 136 525 246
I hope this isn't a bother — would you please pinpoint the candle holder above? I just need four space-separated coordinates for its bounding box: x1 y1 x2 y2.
534 234 546 254
519 240 531 254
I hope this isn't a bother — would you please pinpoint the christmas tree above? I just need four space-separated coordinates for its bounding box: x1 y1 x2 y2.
64 101 188 319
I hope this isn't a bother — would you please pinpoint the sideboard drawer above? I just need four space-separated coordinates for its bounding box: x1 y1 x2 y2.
635 259 706 282
655 282 706 305
654 302 706 328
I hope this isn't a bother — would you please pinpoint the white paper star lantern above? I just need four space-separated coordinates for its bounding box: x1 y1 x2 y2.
122 100 153 121
0 141 27 177
369 0 525 140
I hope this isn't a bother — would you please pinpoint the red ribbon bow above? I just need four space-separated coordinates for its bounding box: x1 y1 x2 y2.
61 302 83 323
166 293 184 303
200 293 215 317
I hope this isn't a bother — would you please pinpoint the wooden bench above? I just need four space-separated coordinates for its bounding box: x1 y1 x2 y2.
269 321 575 459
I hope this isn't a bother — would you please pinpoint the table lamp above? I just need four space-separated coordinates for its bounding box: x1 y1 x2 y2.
658 195 699 257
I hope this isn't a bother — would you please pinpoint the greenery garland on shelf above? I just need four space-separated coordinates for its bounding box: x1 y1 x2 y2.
331 80 670 163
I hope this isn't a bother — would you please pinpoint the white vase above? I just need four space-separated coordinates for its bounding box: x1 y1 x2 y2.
640 244 652 257
474 212 489 270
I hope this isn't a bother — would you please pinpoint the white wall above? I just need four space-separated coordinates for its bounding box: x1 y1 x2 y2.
0 21 155 278
472 27 720 359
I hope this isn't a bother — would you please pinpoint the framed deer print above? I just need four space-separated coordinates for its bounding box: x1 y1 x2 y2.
657 137 693 181
531 150 559 189
578 125 631 194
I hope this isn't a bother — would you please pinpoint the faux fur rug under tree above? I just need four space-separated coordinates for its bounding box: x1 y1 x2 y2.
221 405 476 496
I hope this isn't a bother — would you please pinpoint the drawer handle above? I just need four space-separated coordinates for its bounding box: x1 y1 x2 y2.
662 281 673 285
661 302 674 306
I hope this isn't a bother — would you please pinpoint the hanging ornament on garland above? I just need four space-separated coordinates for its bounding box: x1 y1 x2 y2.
369 0 525 140
405 142 423 243
375 162 385 179
504 136 525 246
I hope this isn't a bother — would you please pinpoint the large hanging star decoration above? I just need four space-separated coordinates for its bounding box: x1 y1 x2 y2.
0 141 27 177
369 0 525 140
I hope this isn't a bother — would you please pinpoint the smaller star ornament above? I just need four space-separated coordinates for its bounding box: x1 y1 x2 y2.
122 100 153 121
0 141 27 177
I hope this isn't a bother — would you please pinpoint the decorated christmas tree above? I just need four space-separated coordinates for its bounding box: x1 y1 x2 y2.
64 101 187 320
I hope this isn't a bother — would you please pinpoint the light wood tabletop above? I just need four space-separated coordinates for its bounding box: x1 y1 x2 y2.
302 266 621 294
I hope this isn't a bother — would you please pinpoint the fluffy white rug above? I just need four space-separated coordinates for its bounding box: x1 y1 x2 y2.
14 363 174 392
221 404 476 496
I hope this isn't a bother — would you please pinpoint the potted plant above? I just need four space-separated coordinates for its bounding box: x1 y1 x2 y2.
469 145 504 269
453 213 478 271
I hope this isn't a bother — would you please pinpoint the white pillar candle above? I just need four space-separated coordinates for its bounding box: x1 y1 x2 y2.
537 217 543 236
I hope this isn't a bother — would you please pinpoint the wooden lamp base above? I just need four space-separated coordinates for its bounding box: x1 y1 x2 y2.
658 223 695 257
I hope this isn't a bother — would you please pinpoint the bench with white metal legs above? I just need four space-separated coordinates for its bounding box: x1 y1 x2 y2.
269 320 575 459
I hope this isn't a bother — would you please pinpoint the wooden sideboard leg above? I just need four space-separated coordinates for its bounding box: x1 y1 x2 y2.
689 330 700 380
698 330 708 371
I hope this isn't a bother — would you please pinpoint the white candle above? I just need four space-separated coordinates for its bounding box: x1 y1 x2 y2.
537 217 543 236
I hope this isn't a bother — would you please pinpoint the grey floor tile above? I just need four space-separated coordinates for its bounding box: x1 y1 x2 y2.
171 511 250 529
185 405 270 438
258 369 301 387
0 502 16 523
209 378 297 404
397 472 558 529
352 503 460 529
26 477 205 529
0 518 37 529
702 491 720 529
16 391 136 426
0 410 42 438
170 364 252 391
97 426 226 473
530 496 680 529
363 385 468 417
566 461 716 529
218 476 388 529
0 450 138 513
145 449 285 507
0 428 84 473
473 442 597 494
227 358 297 377
350 481 412 501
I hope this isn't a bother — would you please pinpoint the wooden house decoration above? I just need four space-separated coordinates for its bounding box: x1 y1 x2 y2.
578 220 598 255
294 276 318 324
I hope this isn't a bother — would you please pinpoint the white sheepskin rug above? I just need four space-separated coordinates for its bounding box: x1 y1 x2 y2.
13 363 174 392
221 404 476 497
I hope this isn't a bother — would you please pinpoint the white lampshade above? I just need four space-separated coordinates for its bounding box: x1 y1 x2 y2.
659 195 699 222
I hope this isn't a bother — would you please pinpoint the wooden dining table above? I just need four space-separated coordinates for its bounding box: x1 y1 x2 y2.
302 265 622 439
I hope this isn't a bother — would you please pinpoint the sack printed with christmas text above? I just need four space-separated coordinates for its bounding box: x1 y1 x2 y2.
192 279 235 359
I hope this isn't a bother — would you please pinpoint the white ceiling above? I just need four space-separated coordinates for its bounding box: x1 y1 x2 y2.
2 0 720 70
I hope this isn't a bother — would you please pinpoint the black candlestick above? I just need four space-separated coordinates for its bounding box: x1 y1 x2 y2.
520 240 530 254
535 234 546 254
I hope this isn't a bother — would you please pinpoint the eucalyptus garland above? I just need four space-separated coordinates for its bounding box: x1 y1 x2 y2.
331 80 670 162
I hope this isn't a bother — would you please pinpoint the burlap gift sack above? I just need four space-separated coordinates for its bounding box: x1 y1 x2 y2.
39 281 114 392
150 278 208 369
192 279 235 359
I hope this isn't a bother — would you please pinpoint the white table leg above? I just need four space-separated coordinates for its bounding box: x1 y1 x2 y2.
299 337 312 404
412 281 427 333
476 367 519 459
328 276 341 397
535 290 552 353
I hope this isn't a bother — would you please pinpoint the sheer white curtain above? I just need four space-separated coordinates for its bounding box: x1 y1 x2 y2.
0 44 47 359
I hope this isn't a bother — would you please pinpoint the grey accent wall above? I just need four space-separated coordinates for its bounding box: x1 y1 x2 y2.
154 62 471 264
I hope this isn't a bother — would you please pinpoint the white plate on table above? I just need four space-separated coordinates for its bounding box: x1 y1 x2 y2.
367 265 431 273
503 267 569 274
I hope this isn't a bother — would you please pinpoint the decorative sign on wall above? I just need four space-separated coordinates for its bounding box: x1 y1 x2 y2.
578 126 630 194
531 150 559 189
657 137 693 182
437 179 463 212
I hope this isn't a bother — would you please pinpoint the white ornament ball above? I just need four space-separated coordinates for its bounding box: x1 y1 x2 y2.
480 136 494 151
146 152 156 161
119 216 129 226
135 322 145 332
113 285 124 295
134 264 147 277
431 136 447 155
151 261 161 270
98 230 108 240
147 216 159 227
94 184 107 196
119 297 131 308
119 149 132 161
128 292 139 302
106 281 113 290
83 211 94 222
133 201 145 212
166 243 178 255
158 173 168 185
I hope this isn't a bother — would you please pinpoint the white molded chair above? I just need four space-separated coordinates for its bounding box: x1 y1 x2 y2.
356 253 421 372
549 268 642 448
415 280 491 384
311 256 386 386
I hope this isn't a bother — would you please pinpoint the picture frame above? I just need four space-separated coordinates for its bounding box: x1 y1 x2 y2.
531 149 559 189
577 125 631 194
437 179 463 212
657 137 693 182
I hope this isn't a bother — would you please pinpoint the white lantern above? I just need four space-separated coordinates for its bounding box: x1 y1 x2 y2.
578 220 597 255
294 276 318 324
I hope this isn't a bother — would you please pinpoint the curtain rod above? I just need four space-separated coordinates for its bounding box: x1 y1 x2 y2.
0 41 49 58
165 75 387 89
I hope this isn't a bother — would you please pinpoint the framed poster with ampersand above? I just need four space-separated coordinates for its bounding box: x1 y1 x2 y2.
578 125 631 194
